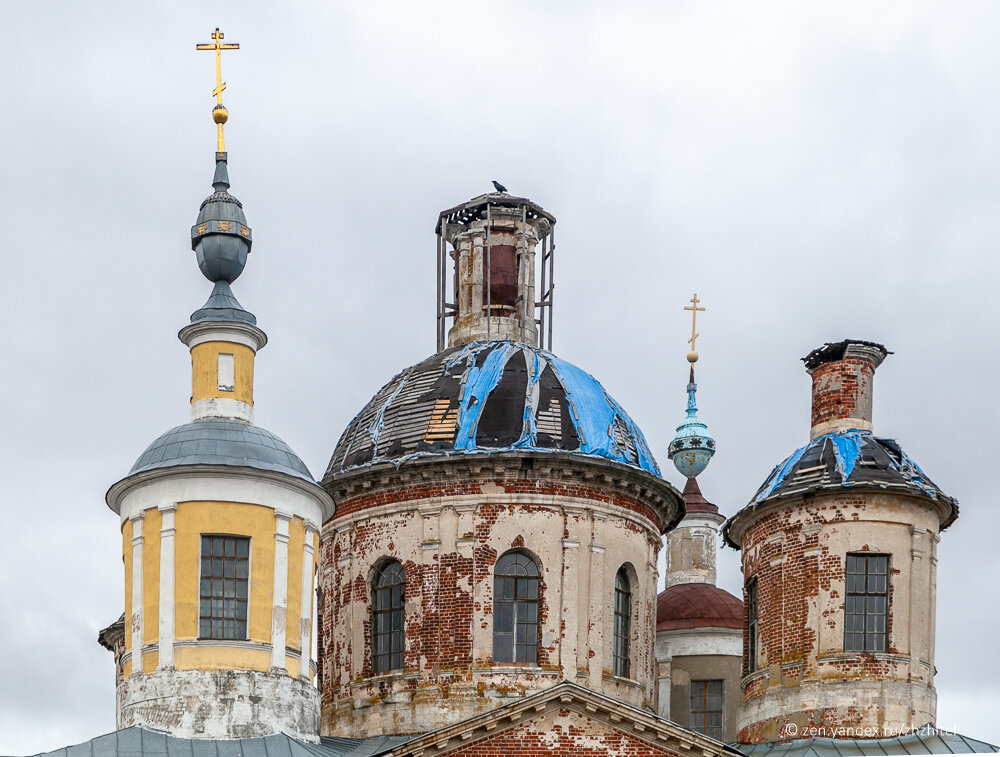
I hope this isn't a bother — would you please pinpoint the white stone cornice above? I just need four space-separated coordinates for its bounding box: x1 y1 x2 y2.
178 320 268 351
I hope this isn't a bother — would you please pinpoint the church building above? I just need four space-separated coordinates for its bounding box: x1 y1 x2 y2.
32 30 997 757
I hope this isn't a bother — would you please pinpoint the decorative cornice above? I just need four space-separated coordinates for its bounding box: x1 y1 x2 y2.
178 319 267 351
325 452 683 535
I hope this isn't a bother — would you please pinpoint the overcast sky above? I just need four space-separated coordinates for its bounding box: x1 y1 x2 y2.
2 2 999 754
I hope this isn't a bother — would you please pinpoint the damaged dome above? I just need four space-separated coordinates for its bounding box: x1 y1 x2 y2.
325 340 661 479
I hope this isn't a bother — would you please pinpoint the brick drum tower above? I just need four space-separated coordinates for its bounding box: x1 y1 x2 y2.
723 340 958 743
318 191 684 737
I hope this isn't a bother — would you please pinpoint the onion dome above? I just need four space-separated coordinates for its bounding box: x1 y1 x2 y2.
656 583 743 631
325 340 661 478
741 430 957 519
191 155 253 285
668 367 716 479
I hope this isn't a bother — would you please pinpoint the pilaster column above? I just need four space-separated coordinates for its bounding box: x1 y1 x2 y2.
129 512 145 674
299 522 317 681
157 503 177 669
271 510 292 671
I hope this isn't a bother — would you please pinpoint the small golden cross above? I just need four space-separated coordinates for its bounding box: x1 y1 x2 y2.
683 293 706 352
197 28 240 151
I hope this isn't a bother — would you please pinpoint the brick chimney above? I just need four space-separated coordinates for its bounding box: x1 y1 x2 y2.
802 340 890 440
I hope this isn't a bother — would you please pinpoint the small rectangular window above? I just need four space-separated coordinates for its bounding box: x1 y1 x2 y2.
746 577 758 673
690 680 724 740
844 553 889 652
217 353 235 392
199 535 249 640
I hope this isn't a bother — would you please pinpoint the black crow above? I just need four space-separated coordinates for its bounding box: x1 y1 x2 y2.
492 180 508 193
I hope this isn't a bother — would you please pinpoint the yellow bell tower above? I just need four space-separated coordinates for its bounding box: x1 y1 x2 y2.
103 30 333 741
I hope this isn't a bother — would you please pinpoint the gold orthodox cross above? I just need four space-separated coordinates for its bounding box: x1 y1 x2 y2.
684 293 706 353
197 28 240 152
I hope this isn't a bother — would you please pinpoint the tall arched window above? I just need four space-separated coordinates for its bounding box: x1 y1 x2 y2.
493 551 539 664
372 560 405 673
612 567 631 678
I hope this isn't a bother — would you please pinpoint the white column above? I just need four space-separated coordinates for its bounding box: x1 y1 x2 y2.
271 511 292 671
130 513 145 675
157 503 177 669
299 522 316 681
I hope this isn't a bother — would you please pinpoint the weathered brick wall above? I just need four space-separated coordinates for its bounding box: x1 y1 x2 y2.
735 492 941 742
443 707 693 757
319 468 665 738
809 358 874 431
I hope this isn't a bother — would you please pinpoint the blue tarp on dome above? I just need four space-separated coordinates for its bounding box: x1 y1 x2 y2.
326 341 661 478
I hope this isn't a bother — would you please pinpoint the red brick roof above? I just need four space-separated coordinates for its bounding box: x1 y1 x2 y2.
656 582 743 631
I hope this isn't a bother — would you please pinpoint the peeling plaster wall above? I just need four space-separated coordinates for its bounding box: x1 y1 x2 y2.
440 707 694 757
319 469 667 738
117 668 320 741
734 492 941 742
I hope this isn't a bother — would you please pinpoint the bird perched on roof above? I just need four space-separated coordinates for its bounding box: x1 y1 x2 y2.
492 180 508 193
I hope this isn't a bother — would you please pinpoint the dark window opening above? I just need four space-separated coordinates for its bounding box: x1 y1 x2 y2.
746 577 758 673
493 551 539 664
612 568 632 677
199 535 249 640
373 560 406 673
690 680 724 740
845 553 889 653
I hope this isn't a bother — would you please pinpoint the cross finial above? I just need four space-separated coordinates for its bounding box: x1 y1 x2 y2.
196 27 240 152
683 293 706 366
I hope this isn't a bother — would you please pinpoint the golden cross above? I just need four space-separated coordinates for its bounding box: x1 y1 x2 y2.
683 293 706 352
197 28 240 152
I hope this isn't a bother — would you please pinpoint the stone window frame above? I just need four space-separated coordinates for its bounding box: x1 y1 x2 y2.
745 576 758 674
371 559 406 674
612 565 632 678
844 552 890 653
492 549 541 665
689 679 724 740
198 534 250 641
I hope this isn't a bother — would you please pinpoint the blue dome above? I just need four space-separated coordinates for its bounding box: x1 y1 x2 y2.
128 419 314 482
325 341 661 478
748 430 955 512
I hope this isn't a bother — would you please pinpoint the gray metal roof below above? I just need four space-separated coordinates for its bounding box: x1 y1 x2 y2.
127 419 315 482
20 726 412 757
732 729 997 757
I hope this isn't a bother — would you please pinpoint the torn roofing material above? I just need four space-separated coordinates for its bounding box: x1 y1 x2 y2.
325 340 661 480
722 430 957 547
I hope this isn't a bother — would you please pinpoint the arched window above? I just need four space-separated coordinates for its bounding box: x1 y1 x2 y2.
612 567 631 678
372 560 405 673
493 551 539 664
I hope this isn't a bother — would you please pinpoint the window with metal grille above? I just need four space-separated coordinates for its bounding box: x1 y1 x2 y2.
690 680 724 740
493 551 539 664
612 567 631 678
746 577 758 673
844 553 889 652
372 560 405 674
199 535 249 640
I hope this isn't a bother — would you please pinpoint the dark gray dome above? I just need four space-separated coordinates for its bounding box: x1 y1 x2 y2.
191 156 253 283
129 419 313 482
325 340 661 480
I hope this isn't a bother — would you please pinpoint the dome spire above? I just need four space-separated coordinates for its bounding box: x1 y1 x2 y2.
668 293 715 479
196 27 240 153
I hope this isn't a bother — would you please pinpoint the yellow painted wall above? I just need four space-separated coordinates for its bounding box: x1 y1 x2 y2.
143 508 162 654
191 341 255 404
174 645 271 672
286 517 304 653
174 500 275 643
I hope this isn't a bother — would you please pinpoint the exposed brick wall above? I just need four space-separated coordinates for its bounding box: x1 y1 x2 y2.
809 358 874 430
443 708 691 757
318 473 663 738
733 492 941 742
